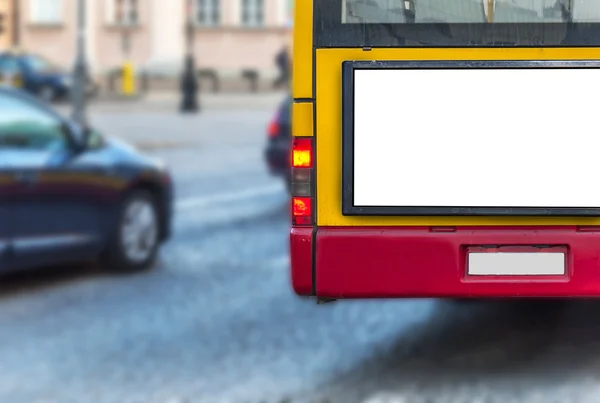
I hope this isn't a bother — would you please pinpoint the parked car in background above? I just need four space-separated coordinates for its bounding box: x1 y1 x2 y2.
0 87 173 274
264 94 292 192
0 50 99 103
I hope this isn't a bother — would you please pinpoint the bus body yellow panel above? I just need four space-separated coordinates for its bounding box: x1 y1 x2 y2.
292 102 314 137
292 0 313 99
315 47 600 227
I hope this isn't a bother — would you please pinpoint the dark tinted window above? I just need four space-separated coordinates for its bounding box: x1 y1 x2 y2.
342 0 596 24
315 0 600 47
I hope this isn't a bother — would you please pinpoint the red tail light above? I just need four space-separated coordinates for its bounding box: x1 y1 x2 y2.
267 119 280 138
293 197 312 225
291 138 314 226
267 109 281 138
292 138 312 168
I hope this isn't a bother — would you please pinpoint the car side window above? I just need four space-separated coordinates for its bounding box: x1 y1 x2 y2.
0 57 21 77
0 93 68 151
24 55 53 73
0 57 23 89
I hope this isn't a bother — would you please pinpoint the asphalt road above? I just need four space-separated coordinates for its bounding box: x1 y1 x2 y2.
3 100 600 403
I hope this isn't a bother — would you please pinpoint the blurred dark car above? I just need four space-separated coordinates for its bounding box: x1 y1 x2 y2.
0 50 99 103
264 94 292 191
0 88 173 274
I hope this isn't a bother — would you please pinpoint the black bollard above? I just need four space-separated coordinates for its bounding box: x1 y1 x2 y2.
180 55 199 113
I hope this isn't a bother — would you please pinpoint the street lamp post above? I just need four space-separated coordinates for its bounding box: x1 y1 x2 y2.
180 0 199 113
72 0 88 128
12 0 21 48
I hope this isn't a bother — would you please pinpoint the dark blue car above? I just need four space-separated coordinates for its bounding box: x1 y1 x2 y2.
0 51 98 102
0 88 173 273
264 94 292 192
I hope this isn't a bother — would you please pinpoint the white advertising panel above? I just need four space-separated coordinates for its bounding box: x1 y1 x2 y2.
353 67 600 208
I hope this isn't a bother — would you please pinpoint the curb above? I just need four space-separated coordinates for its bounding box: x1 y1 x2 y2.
83 92 286 111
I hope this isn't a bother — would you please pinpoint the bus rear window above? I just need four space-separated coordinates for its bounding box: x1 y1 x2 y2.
342 0 600 24
315 0 600 47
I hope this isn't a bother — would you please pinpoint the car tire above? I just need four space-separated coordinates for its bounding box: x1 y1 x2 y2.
101 190 161 274
38 86 56 103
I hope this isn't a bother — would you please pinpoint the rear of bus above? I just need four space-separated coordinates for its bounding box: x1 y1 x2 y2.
290 0 600 300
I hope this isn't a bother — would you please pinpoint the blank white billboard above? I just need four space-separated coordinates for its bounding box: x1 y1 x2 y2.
353 67 600 208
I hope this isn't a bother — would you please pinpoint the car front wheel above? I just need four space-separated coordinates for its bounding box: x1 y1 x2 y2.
101 190 160 273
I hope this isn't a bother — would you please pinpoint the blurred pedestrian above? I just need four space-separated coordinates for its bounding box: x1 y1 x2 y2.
273 46 290 89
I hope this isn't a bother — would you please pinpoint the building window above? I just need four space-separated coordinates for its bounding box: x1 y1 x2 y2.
276 0 294 26
196 0 220 26
108 0 139 26
30 0 62 25
286 0 294 26
241 0 264 27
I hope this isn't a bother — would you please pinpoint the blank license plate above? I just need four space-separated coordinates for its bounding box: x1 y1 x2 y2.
467 252 566 276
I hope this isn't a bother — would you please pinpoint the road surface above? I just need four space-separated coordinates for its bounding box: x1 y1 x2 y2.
2 100 600 403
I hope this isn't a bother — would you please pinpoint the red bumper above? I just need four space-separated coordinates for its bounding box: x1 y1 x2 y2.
291 226 600 298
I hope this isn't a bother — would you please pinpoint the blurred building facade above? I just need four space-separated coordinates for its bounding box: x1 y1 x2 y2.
1 0 292 88
0 0 17 50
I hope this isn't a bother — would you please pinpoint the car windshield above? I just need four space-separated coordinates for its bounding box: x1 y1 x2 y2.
24 55 59 73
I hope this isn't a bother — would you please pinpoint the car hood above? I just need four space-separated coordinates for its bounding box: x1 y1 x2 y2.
0 150 52 168
34 69 68 79
0 138 167 173
103 136 167 171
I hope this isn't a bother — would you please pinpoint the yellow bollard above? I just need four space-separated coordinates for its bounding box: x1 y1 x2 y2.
121 61 136 96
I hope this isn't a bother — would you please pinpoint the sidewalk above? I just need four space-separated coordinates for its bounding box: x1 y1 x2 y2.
86 91 286 112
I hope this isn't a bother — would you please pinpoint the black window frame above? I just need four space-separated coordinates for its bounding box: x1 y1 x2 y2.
341 59 600 217
315 0 600 48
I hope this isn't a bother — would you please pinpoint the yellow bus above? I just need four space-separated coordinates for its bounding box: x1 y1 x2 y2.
289 0 600 301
